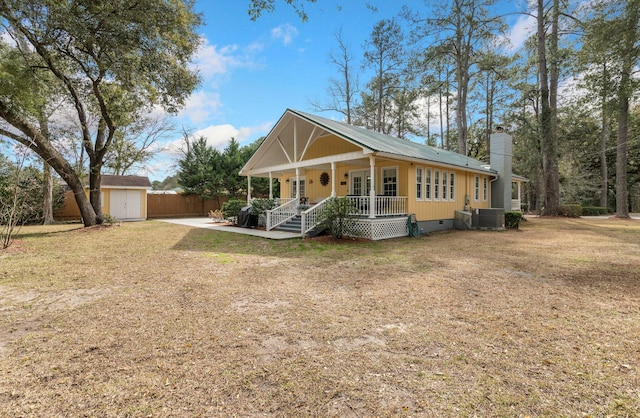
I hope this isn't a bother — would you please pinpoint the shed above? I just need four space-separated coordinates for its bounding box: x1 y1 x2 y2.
101 175 152 221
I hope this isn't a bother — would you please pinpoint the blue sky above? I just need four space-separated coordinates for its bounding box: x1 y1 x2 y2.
150 0 536 181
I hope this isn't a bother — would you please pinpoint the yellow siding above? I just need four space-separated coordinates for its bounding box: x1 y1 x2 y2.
406 165 492 221
279 157 493 222
102 189 110 215
303 134 361 160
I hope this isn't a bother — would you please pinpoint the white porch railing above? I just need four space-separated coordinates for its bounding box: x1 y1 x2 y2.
301 196 331 235
346 196 407 217
266 198 297 231
511 199 522 211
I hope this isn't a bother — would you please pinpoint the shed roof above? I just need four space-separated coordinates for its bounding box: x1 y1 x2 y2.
101 175 152 188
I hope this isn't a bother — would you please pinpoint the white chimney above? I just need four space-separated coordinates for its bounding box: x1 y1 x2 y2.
490 129 512 211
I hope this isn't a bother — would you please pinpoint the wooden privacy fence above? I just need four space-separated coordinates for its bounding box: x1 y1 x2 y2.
54 192 230 221
147 194 228 218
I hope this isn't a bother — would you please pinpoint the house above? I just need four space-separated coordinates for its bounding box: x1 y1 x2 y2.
100 175 152 221
240 109 524 240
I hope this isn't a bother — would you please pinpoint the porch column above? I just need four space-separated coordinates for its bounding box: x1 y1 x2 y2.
369 155 376 219
268 172 273 200
247 175 252 203
331 162 336 197
295 167 300 199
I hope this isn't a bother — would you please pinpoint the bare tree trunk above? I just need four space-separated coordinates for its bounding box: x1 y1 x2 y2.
600 93 608 208
614 0 638 218
38 110 55 225
537 0 560 216
42 162 55 224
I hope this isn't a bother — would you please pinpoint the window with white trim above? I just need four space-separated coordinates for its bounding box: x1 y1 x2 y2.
434 170 440 200
449 172 455 201
474 176 480 201
416 167 423 200
483 177 488 201
441 170 448 201
291 178 306 198
382 167 397 196
425 168 432 200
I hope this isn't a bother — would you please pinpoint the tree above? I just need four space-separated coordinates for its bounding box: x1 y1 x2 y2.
362 18 405 134
104 116 175 176
0 0 200 226
405 0 505 155
535 0 561 216
313 28 359 124
583 0 640 217
177 134 222 208
248 0 317 21
220 138 246 199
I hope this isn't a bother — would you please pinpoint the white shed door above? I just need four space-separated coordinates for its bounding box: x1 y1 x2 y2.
110 190 141 220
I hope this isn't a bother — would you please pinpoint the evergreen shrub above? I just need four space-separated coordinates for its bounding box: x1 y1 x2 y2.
505 211 523 229
581 206 608 216
222 199 246 221
558 204 582 218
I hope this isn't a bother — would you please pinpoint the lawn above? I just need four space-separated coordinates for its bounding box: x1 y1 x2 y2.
0 217 639 417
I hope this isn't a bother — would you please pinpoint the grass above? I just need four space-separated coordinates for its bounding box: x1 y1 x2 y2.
0 217 639 417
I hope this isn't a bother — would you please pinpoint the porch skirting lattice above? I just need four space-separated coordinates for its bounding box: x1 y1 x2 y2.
345 217 409 241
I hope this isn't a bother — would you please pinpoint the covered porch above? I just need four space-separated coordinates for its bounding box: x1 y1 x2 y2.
240 110 413 240
265 195 409 240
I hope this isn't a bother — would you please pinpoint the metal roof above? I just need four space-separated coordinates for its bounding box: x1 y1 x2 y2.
287 109 496 174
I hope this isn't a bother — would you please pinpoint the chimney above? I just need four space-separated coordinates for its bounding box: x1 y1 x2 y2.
490 128 512 211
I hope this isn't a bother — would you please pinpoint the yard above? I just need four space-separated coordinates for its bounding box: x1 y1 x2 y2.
1 217 639 417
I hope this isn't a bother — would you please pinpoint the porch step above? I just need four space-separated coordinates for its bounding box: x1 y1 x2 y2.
275 215 302 233
274 215 325 237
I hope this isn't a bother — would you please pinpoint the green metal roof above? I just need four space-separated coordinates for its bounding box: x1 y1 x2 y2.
288 109 496 175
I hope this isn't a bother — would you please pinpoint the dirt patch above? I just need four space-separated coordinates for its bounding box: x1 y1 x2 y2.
0 286 111 357
0 218 638 417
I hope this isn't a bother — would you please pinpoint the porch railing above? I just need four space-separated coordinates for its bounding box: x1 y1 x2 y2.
266 198 297 231
346 196 407 217
301 196 331 235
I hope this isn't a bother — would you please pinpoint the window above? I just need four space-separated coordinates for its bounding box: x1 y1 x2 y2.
483 177 488 201
434 170 440 200
382 167 397 196
353 175 363 196
416 167 423 200
441 170 448 201
474 176 480 201
449 172 455 201
291 178 306 198
425 168 432 200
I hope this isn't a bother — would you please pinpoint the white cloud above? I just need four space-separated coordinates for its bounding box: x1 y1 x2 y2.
160 121 272 157
504 14 536 52
195 38 240 79
271 23 298 46
178 90 222 124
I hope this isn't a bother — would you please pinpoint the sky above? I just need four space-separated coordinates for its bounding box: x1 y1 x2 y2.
142 0 538 182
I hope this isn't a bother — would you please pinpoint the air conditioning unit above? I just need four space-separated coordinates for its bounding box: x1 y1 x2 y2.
471 208 505 230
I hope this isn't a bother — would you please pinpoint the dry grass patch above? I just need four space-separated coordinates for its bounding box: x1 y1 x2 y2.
0 217 639 417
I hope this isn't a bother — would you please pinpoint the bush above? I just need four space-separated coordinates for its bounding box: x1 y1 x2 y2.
558 204 582 218
222 199 246 221
250 198 277 216
318 197 359 239
581 206 608 216
250 198 277 227
505 211 523 229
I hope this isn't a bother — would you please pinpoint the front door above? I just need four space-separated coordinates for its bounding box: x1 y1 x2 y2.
350 170 371 196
